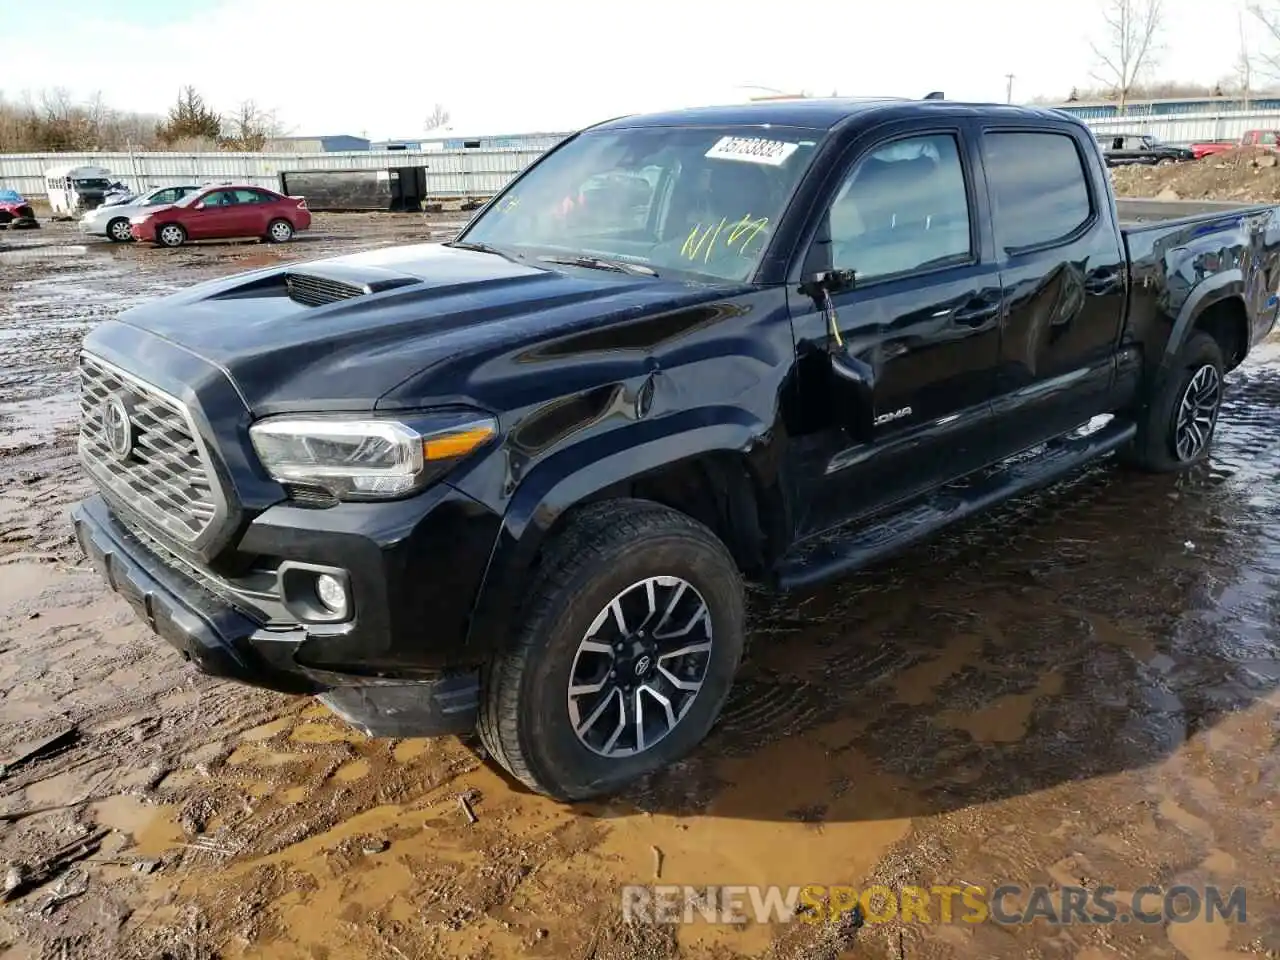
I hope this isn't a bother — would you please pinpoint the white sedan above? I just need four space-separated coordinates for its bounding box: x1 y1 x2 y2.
80 184 201 242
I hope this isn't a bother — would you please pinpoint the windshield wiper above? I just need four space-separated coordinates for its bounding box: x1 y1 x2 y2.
447 240 521 262
538 254 658 278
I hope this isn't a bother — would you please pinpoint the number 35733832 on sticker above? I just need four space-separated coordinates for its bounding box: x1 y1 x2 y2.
704 136 800 166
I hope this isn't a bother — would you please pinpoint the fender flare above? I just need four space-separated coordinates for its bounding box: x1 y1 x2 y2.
1162 269 1244 368
463 406 769 654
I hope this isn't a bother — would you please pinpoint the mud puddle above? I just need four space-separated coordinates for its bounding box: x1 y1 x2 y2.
0 216 1277 959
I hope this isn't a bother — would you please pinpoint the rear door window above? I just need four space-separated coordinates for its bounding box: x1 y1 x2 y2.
982 132 1092 252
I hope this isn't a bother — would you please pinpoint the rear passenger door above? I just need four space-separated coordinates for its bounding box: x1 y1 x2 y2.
234 189 275 235
979 125 1126 450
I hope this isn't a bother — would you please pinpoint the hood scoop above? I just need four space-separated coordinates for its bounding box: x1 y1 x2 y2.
284 266 419 307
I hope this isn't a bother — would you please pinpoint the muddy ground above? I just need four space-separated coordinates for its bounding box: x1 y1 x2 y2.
0 212 1278 960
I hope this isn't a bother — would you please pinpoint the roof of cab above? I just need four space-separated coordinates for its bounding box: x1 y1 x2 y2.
591 98 1083 132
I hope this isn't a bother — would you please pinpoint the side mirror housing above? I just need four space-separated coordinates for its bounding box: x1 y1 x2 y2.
800 268 855 298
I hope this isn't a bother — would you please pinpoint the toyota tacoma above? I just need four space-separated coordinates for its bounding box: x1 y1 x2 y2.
71 98 1280 800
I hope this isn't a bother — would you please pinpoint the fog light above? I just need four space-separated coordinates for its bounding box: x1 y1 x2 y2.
315 574 348 615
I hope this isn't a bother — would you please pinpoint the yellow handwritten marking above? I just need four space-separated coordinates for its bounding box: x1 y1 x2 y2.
738 218 768 252
681 222 703 258
704 217 727 263
680 214 770 262
728 214 769 250
691 218 718 261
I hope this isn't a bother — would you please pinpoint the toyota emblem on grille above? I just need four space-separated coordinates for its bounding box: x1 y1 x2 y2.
101 394 134 461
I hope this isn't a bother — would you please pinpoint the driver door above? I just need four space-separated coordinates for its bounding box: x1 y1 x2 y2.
787 123 1005 538
185 190 231 239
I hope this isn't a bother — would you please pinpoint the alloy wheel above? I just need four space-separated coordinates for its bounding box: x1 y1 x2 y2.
566 576 713 759
1173 363 1221 461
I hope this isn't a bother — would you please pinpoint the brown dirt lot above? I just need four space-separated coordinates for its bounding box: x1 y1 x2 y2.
1110 147 1280 202
1 205 1279 960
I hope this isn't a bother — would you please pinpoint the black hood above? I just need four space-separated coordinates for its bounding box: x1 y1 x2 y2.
99 242 730 416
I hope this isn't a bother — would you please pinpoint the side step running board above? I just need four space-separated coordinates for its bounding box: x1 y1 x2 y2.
773 419 1137 592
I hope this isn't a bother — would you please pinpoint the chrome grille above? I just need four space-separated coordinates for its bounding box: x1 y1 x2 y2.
77 352 222 546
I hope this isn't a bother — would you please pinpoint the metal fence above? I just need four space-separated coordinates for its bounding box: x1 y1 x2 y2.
4 107 1280 205
0 148 545 201
1083 109 1280 145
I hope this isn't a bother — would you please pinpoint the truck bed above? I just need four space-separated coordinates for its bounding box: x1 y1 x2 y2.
1116 197 1272 228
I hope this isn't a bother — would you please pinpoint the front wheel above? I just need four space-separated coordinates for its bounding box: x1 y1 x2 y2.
156 223 186 248
107 217 133 242
1120 330 1225 472
478 499 745 801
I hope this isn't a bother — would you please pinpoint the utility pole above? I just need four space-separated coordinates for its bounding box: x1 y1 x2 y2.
1005 73 1015 104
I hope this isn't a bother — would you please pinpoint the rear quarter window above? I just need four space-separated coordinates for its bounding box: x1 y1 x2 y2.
983 131 1092 251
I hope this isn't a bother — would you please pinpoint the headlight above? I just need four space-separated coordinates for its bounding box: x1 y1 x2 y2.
248 411 498 501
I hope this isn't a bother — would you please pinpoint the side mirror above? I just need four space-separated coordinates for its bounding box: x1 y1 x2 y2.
800 268 855 298
193 202 205 210
801 267 876 442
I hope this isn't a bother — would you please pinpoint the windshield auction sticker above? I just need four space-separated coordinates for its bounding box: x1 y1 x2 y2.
704 136 800 166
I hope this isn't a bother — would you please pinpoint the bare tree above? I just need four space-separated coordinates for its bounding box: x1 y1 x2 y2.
424 103 450 133
221 99 284 151
1236 10 1255 105
1250 3 1280 78
1089 0 1165 113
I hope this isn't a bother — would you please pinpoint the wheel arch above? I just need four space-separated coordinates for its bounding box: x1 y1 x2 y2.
463 410 789 657
1164 272 1250 372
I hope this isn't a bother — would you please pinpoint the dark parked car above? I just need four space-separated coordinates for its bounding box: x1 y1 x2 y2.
72 98 1280 800
1097 132 1196 166
129 184 311 247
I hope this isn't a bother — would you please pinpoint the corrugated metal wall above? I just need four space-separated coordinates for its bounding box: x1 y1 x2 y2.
0 148 547 201
1084 110 1280 144
5 107 1280 203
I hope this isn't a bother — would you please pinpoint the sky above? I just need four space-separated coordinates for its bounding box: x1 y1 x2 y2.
0 0 1261 140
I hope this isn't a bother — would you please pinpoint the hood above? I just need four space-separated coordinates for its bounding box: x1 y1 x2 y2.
132 202 176 219
100 242 731 416
85 199 150 219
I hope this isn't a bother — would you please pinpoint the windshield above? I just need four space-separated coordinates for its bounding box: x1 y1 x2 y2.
460 124 823 282
73 178 111 191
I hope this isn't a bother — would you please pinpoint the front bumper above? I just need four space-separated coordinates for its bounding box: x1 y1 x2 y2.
71 494 485 737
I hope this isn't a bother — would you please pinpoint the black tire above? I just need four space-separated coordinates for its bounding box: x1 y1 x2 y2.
1120 330 1225 472
106 217 133 243
156 223 186 248
265 218 294 243
478 499 745 801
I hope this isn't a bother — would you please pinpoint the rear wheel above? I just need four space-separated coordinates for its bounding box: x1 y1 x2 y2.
156 223 186 248
1120 331 1225 472
266 218 294 243
107 217 133 242
478 499 745 801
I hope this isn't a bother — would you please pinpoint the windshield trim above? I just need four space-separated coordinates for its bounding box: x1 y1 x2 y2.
456 122 828 286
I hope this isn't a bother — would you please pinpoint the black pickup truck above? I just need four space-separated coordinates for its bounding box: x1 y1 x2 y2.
71 99 1280 800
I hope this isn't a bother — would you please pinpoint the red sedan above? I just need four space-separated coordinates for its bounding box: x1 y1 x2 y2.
130 184 311 247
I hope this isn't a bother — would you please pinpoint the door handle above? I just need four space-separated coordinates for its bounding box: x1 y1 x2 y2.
951 301 1000 327
1086 268 1125 294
